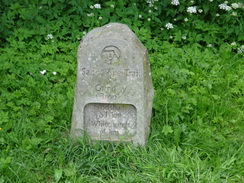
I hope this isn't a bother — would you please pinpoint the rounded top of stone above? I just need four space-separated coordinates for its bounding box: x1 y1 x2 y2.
81 23 146 53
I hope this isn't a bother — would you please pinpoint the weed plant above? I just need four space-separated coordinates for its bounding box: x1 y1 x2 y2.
0 0 244 182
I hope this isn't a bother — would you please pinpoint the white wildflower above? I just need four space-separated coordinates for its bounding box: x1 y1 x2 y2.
187 6 197 13
94 4 101 9
46 34 54 40
182 36 187 40
171 0 180 6
138 14 142 18
198 9 203 13
110 4 115 8
53 72 57 75
231 42 236 46
209 0 213 2
40 70 46 75
149 10 152 13
219 3 232 11
165 22 173 29
154 6 158 10
184 18 189 22
169 36 173 39
98 16 103 20
147 0 154 7
147 18 151 21
207 44 212 47
191 0 194 3
231 3 239 9
87 13 94 17
237 45 244 54
216 13 220 16
231 12 237 16
90 5 94 9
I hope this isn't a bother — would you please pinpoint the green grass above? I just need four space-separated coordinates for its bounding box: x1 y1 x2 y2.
0 38 243 182
1 1 244 182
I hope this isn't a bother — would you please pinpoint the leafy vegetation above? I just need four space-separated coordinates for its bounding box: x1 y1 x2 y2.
0 0 243 182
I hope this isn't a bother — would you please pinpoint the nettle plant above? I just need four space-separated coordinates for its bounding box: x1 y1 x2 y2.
0 0 243 51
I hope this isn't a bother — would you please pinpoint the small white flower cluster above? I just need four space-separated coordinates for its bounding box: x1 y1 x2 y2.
171 0 180 6
231 12 237 16
219 3 232 11
198 9 203 13
165 22 173 30
237 45 244 54
90 4 101 9
231 3 243 9
182 36 187 40
94 4 101 9
147 0 158 7
40 70 46 74
147 0 153 7
187 6 197 13
207 44 213 48
46 34 54 40
87 13 94 17
40 70 57 75
231 3 239 9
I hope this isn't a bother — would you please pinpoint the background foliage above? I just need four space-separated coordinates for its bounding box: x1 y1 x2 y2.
0 0 243 182
1 0 243 48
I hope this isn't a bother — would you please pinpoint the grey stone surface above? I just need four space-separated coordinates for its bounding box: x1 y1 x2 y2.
71 23 154 146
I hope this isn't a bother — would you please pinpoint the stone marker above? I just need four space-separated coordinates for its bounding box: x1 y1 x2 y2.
71 23 154 146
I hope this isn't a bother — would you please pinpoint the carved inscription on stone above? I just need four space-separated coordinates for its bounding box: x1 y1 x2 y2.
81 67 142 79
101 45 121 65
84 103 136 141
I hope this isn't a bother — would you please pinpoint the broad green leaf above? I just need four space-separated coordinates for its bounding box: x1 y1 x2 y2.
162 125 173 136
54 168 62 183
